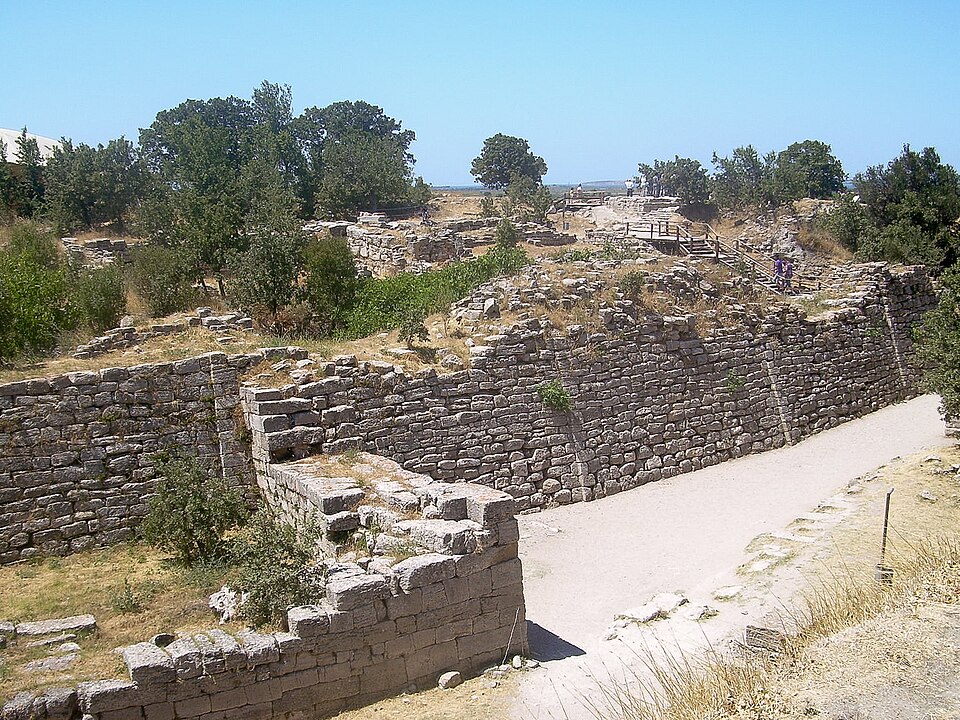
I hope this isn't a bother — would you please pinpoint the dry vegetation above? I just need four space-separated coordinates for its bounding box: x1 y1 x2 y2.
0 544 235 702
584 446 960 720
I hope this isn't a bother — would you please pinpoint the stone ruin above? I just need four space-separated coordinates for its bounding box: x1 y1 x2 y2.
60 238 130 267
0 255 939 720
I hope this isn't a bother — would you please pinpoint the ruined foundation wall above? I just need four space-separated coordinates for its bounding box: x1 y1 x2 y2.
0 349 304 564
7 477 525 720
245 265 935 512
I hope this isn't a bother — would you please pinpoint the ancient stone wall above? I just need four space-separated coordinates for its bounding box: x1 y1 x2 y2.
0 348 304 564
4 474 525 720
244 265 935 512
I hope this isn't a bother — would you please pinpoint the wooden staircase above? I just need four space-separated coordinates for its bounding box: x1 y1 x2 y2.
625 221 818 295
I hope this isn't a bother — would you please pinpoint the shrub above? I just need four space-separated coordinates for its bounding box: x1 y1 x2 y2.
140 455 246 567
6 221 61 268
129 245 195 317
231 510 326 628
479 194 498 218
398 310 429 348
73 264 126 331
302 235 358 335
494 218 520 249
342 245 527 339
537 379 572 410
618 270 647 300
0 251 73 362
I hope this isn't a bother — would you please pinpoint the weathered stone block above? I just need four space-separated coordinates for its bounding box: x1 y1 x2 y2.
326 573 390 612
393 554 456 591
120 642 176 685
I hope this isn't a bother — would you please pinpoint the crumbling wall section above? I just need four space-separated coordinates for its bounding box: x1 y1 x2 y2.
4 468 525 720
0 348 305 564
243 265 935 512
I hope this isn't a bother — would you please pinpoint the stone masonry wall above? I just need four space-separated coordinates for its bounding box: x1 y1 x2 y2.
243 265 935 512
0 348 305 564
3 474 525 720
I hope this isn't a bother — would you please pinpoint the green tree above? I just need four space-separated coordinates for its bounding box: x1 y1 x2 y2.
14 130 45 218
44 139 99 232
769 140 845 203
294 99 421 218
639 156 710 206
853 145 960 269
817 193 876 253
471 134 547 190
0 140 17 222
302 235 358 335
710 145 772 210
915 265 960 418
316 130 416 217
139 95 256 293
502 175 553 222
129 245 195 317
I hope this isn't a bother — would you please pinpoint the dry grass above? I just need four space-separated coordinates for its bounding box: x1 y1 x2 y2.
0 543 235 702
797 226 853 262
583 448 960 720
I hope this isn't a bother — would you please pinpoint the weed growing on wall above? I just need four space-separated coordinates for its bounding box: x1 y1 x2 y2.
537 380 572 410
141 455 246 567
231 511 326 628
725 370 746 392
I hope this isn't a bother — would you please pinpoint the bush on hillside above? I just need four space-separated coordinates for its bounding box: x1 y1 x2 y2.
129 245 195 317
141 454 246 567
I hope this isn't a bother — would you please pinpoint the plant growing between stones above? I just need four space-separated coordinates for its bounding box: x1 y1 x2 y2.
726 370 746 392
231 510 326 628
141 454 246 567
537 380 572 411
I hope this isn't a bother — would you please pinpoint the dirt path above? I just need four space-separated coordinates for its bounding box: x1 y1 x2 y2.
512 394 950 719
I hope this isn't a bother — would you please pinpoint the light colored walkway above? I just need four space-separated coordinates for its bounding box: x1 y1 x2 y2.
513 394 949 718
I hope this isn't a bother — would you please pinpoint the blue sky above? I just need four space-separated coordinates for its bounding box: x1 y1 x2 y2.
3 1 958 185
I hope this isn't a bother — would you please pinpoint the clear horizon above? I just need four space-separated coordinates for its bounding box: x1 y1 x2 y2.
4 1 959 186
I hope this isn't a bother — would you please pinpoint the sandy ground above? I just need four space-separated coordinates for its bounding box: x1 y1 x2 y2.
512 394 949 719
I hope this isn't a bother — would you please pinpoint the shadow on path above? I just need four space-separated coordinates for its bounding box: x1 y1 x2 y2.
527 621 587 661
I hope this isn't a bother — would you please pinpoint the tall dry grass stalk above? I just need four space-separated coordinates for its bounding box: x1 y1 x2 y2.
582 534 960 720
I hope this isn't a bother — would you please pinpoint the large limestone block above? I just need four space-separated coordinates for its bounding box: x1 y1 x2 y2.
120 642 176 685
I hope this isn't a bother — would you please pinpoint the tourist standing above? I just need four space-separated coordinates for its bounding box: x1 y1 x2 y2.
774 256 784 291
625 178 635 197
784 259 794 292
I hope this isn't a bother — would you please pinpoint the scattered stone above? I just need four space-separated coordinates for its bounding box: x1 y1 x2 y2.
24 654 79 673
616 593 688 624
511 654 523 669
846 481 863 494
525 659 540 669
712 585 743 600
487 680 500 689
26 633 76 648
438 671 462 689
16 615 96 637
209 586 247 623
745 625 788 653
919 490 938 502
57 642 81 653
924 455 942 463
682 604 719 621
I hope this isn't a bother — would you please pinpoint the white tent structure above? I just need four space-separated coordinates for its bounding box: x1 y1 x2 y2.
0 128 60 164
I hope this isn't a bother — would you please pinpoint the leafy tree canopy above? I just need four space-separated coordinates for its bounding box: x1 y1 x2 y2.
853 145 960 268
471 134 547 190
638 156 710 206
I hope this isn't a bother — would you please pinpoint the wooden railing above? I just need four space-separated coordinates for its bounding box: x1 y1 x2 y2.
624 220 820 294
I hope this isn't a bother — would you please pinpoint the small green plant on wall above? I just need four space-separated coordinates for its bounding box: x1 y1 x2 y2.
726 370 747 392
537 380 572 410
